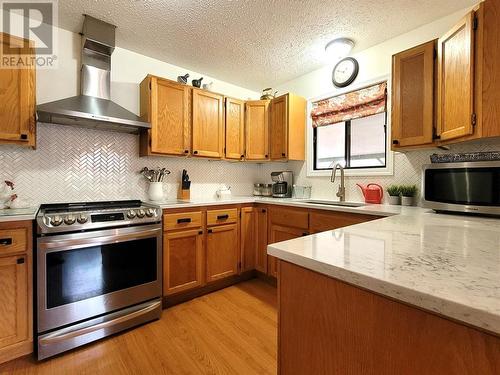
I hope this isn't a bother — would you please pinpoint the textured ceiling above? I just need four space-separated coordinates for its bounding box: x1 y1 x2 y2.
57 0 476 90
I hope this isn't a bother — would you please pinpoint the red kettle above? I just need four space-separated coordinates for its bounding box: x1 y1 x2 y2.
356 183 383 204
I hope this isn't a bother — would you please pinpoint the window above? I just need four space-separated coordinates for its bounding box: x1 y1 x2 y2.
313 112 387 170
310 81 388 172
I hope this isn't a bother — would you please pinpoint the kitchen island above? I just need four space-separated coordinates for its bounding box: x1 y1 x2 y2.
268 210 500 374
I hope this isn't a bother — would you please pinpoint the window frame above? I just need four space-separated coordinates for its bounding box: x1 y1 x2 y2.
306 76 394 177
312 112 388 171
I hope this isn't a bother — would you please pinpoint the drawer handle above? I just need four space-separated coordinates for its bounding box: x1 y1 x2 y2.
177 218 192 224
17 257 25 264
0 238 13 246
217 214 229 220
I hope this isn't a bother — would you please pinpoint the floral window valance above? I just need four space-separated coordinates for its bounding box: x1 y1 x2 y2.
311 82 387 127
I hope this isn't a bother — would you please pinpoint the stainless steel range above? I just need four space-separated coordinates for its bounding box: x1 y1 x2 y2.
36 200 162 360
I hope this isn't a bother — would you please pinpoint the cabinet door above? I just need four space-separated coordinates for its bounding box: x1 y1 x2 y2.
245 100 269 160
437 12 475 141
206 224 239 282
0 255 29 350
0 33 36 148
309 211 381 234
268 224 307 278
150 77 190 155
163 229 204 296
240 207 256 272
255 207 268 274
225 97 245 160
192 90 224 158
270 95 288 160
392 41 435 148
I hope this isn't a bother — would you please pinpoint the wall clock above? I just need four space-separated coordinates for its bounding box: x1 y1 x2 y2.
332 57 359 88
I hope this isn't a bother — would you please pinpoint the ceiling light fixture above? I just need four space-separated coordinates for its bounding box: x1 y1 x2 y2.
325 38 355 61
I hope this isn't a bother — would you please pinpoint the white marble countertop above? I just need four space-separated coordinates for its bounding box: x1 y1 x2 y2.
150 196 411 217
0 207 38 222
268 209 500 336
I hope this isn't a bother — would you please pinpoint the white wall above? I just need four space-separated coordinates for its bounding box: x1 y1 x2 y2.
262 6 500 204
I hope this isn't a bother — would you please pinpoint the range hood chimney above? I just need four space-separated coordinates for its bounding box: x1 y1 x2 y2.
37 15 150 134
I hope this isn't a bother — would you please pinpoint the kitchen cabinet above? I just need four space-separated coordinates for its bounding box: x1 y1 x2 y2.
0 33 36 148
268 224 307 278
437 11 475 141
391 41 436 149
255 207 268 274
206 223 239 282
139 75 190 156
224 97 245 160
240 207 256 272
0 221 32 364
269 93 306 161
163 228 204 296
192 89 224 158
245 100 269 160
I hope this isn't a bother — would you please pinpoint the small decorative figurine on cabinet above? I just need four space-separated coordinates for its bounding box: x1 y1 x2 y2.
192 77 203 88
177 73 190 84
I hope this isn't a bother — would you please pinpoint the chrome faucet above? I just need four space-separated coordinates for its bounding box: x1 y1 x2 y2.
331 163 346 202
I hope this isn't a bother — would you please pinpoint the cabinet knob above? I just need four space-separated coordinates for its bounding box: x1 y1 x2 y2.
17 257 25 264
392 140 399 145
208 229 213 234
193 150 198 155
302 232 309 236
265 154 269 158
241 154 244 158
261 209 266 213
198 230 203 235
184 150 189 154
20 134 28 140
282 153 286 157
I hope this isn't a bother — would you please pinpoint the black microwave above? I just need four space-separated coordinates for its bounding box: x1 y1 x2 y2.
422 161 500 215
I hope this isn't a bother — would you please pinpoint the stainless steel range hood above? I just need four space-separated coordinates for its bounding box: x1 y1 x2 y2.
37 15 150 134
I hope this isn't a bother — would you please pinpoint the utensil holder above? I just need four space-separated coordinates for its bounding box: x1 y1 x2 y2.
148 182 164 201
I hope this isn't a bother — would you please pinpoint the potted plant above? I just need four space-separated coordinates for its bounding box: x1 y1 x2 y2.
400 185 418 206
387 185 401 205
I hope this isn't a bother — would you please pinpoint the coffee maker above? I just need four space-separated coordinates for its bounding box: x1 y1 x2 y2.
271 171 293 198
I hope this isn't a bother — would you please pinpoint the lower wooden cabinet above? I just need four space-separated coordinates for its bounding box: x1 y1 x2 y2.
206 223 239 282
163 228 204 296
268 224 308 278
0 221 32 364
255 207 268 274
240 207 256 272
309 211 381 234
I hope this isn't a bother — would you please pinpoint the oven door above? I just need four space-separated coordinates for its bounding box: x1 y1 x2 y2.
37 223 162 333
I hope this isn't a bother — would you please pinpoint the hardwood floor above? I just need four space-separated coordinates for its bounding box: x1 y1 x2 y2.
0 279 277 375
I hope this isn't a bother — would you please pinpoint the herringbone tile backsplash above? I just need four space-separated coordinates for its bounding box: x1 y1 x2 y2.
0 123 262 205
1 123 500 206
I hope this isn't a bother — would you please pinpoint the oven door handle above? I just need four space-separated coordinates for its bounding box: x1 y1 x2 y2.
38 300 161 345
38 225 162 252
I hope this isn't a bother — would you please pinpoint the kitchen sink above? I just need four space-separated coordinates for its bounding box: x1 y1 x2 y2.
303 200 365 208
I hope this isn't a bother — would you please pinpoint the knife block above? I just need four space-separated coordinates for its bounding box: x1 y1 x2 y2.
178 185 190 200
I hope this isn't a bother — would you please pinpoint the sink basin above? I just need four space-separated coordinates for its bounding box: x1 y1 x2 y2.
303 200 365 208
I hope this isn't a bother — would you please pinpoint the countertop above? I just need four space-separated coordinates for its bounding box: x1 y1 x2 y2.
0 207 38 222
150 196 410 217
268 208 500 336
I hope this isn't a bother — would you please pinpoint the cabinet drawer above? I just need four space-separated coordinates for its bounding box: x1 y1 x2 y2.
269 207 309 230
0 228 28 256
207 208 238 226
164 211 203 231
309 211 381 233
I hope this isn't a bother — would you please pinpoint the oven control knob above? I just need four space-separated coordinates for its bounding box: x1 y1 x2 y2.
51 215 63 226
64 215 76 225
77 214 88 224
136 209 146 218
145 208 156 217
127 210 136 219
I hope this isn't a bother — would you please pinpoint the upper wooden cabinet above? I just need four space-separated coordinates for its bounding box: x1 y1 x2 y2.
269 93 306 161
140 75 190 156
0 33 36 148
224 97 245 160
437 11 475 141
391 0 500 149
391 41 436 149
245 100 269 160
192 89 224 158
